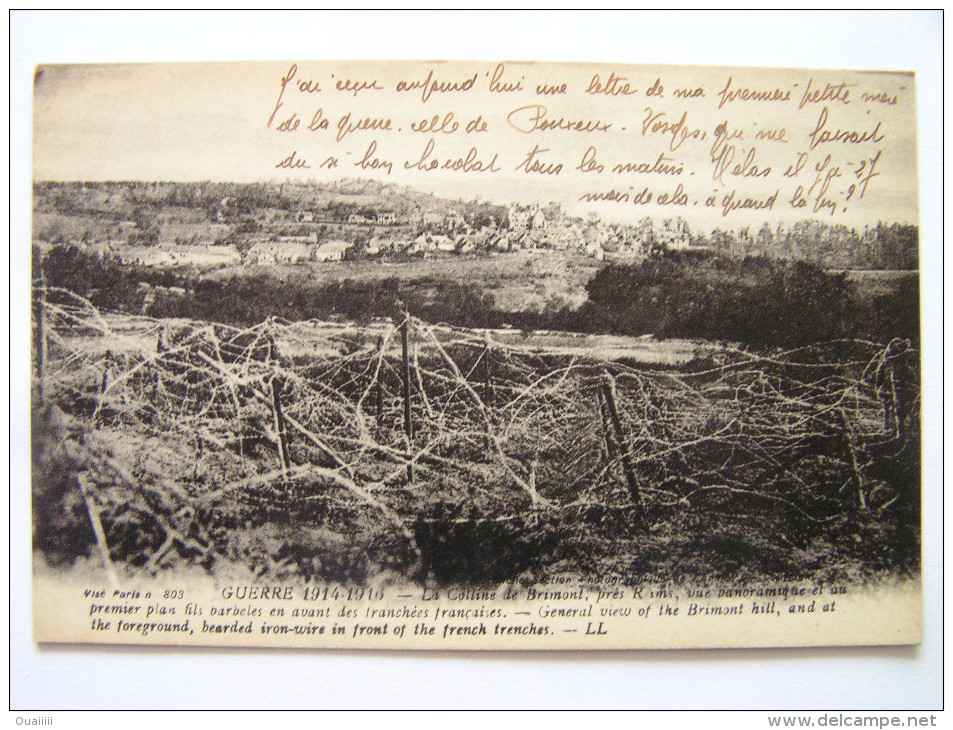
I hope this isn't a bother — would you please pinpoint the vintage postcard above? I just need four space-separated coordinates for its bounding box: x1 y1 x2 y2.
32 60 920 649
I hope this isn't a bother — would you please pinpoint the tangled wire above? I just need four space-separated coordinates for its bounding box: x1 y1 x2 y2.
33 285 920 584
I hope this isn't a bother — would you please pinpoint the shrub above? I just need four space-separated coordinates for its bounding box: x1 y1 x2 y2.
413 502 563 585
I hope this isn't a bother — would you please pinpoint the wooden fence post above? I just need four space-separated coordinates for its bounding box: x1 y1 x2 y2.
101 349 112 395
154 326 167 394
268 336 291 478
483 340 494 457
34 272 47 401
401 314 414 484
76 474 121 590
376 380 384 423
271 376 291 477
483 340 493 405
595 388 618 463
375 336 385 426
600 372 648 528
193 430 204 481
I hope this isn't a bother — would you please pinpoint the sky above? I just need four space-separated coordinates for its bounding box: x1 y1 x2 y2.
33 57 920 233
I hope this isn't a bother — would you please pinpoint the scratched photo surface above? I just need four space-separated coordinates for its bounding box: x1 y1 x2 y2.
31 61 921 649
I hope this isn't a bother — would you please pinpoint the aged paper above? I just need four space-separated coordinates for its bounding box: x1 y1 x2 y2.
32 60 921 649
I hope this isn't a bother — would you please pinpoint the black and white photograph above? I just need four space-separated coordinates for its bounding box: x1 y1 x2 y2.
29 56 922 651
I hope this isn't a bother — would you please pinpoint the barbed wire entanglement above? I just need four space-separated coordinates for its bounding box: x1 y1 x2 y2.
32 284 920 585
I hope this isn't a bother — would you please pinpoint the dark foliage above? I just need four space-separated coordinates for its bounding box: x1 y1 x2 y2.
570 252 912 347
414 504 562 585
39 245 141 312
40 245 918 349
31 404 97 565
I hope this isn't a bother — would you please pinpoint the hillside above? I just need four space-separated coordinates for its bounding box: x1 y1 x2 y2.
33 179 919 271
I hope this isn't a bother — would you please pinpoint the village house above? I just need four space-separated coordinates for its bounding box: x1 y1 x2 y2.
531 209 547 230
413 210 445 231
295 210 315 223
445 212 465 231
408 233 437 255
508 204 534 230
376 211 398 226
365 237 384 256
119 247 175 266
171 244 242 266
433 235 456 253
118 244 242 267
367 236 403 256
658 218 691 250
506 203 563 236
314 240 351 262
406 232 456 255
249 241 313 265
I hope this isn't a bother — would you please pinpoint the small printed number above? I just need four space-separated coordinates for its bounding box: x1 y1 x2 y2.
163 590 185 599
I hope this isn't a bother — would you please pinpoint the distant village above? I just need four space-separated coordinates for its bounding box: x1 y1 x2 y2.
32 180 700 269
239 202 693 264
32 180 918 271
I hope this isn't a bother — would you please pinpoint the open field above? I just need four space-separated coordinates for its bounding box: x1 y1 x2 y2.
206 251 605 312
840 269 919 298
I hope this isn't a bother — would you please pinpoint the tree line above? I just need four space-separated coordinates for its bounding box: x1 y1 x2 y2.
565 251 918 347
37 245 918 349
